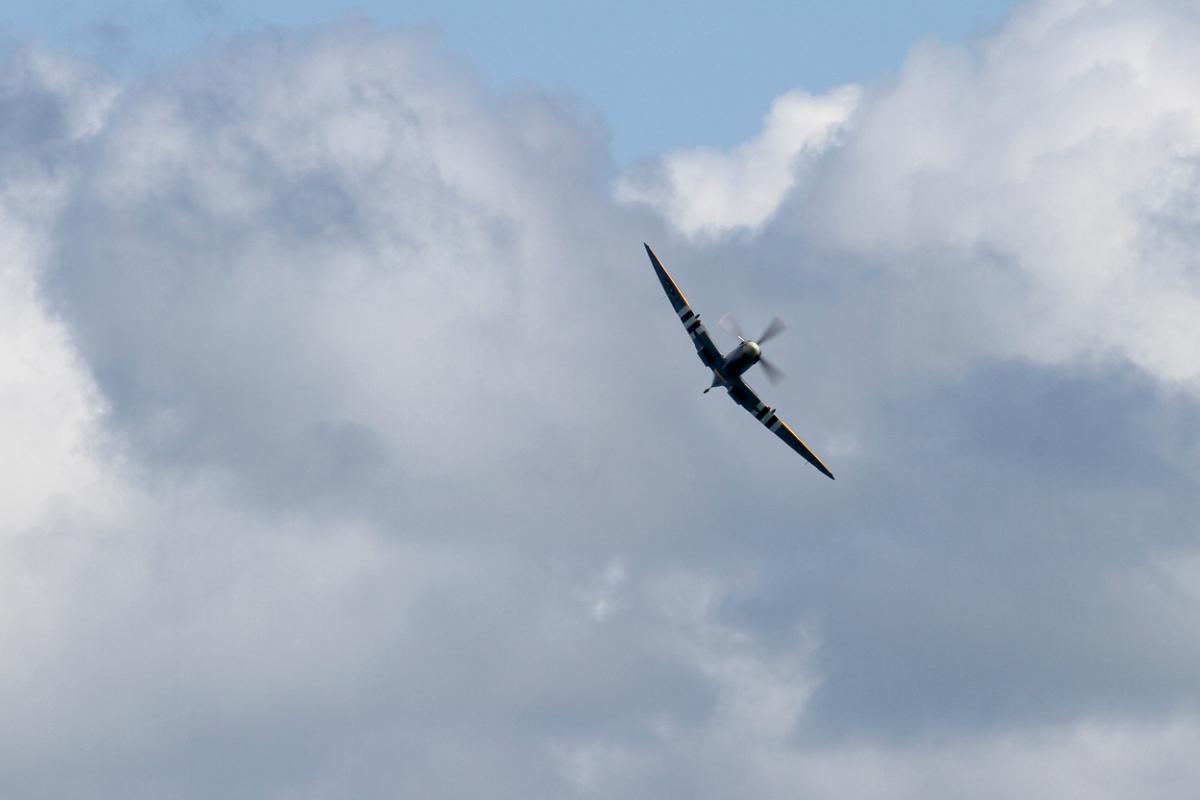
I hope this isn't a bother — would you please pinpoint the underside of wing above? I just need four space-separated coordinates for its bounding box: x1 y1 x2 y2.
727 380 835 480
644 243 722 370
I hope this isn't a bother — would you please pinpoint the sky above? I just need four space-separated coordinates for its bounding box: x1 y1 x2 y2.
4 0 1200 798
2 0 1019 161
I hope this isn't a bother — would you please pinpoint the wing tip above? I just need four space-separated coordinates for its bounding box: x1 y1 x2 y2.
806 452 836 481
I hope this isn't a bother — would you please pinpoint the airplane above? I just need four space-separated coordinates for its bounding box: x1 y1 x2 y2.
643 243 835 480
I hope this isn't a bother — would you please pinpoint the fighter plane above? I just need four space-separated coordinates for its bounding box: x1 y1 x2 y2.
643 243 835 480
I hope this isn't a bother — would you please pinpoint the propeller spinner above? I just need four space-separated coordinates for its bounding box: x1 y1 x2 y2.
718 313 787 384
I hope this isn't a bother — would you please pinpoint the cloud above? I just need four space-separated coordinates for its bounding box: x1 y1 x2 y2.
764 718 1200 800
795 0 1200 386
0 30 755 798
626 0 1200 388
0 48 120 532
4 3 1200 798
615 85 860 239
48 26 654 519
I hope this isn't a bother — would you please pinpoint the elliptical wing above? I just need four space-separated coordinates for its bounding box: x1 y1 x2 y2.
644 243 722 370
727 379 835 480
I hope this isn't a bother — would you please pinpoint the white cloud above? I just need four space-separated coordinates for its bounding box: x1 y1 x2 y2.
5 5 1200 798
615 85 860 239
631 1 1200 387
0 49 119 532
0 30 745 798
799 0 1200 385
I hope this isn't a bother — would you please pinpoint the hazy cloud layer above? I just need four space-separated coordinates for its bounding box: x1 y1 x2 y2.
4 1 1200 797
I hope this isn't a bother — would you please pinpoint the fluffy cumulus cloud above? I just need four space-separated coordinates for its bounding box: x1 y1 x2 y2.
5 1 1200 797
631 0 1200 388
807 0 1200 388
615 84 861 239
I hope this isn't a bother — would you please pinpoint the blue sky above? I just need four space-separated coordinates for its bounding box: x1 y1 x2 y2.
6 1 1200 798
6 0 1017 160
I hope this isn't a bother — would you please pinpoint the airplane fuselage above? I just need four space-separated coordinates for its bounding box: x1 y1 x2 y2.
644 242 835 479
721 340 762 379
706 341 762 392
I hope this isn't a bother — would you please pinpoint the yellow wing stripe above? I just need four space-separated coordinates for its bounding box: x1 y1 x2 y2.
779 419 835 479
644 243 691 307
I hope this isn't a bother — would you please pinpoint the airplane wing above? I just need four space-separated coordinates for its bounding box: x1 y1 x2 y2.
643 243 722 370
727 378 835 480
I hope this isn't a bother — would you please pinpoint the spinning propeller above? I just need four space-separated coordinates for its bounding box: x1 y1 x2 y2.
717 313 788 385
